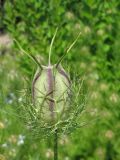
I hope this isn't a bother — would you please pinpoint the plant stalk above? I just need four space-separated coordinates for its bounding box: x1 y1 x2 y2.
54 129 58 160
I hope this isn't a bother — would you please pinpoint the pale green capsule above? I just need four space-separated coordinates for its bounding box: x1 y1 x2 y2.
14 28 80 123
32 64 70 122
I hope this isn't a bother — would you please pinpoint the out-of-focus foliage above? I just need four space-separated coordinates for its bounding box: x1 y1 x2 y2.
0 0 120 159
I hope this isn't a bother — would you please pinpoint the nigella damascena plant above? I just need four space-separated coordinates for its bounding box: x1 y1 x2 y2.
15 29 82 137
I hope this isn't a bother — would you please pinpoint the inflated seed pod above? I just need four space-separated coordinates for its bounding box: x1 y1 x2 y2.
15 28 80 123
32 64 70 122
31 29 80 122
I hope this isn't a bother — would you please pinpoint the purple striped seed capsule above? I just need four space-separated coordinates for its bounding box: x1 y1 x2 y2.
14 28 80 124
32 64 70 122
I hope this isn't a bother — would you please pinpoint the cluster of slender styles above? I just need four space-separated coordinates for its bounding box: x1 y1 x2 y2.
15 28 85 160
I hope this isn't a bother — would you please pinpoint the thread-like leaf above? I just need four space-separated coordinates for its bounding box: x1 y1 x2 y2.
48 27 58 65
56 32 81 68
14 39 43 70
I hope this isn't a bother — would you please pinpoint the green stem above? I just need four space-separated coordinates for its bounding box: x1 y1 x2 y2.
54 129 58 160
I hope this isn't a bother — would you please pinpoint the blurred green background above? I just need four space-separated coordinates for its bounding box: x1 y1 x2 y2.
0 0 120 160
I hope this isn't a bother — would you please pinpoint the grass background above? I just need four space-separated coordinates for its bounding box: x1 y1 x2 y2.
0 0 120 159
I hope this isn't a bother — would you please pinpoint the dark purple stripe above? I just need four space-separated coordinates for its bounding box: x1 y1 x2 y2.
32 71 41 103
57 66 70 84
47 68 54 117
57 65 71 99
